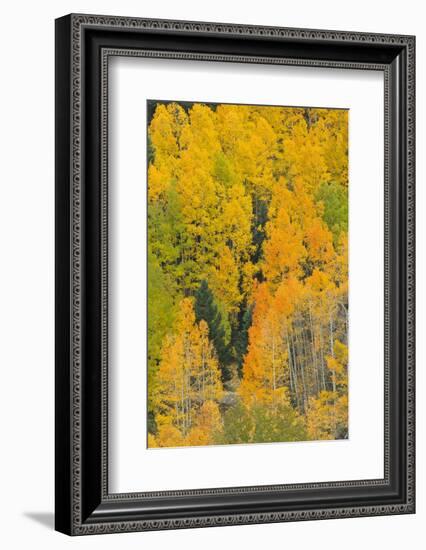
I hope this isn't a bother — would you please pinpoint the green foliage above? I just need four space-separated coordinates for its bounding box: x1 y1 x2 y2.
219 402 253 444
252 402 307 443
147 247 177 414
194 280 232 382
316 181 348 244
148 182 183 271
147 410 157 435
147 134 155 164
213 152 236 187
219 400 307 445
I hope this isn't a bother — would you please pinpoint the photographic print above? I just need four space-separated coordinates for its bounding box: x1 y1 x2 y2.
56 16 415 533
147 100 349 449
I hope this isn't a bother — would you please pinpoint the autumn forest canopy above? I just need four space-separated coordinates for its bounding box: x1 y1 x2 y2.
147 100 349 448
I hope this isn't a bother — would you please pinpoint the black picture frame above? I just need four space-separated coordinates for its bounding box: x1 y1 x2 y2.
55 13 415 535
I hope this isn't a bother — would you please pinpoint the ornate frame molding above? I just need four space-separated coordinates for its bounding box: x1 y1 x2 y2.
55 14 415 535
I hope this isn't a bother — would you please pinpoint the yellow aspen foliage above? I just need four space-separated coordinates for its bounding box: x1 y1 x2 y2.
316 109 349 187
238 116 277 186
154 423 186 448
305 270 338 342
147 433 158 448
185 401 223 446
148 102 188 201
306 339 348 439
240 260 257 301
220 183 253 264
148 103 182 159
209 245 242 315
150 298 223 447
215 104 252 159
147 163 169 202
306 391 348 440
330 232 349 293
180 103 221 159
327 339 348 389
282 115 330 193
306 269 335 295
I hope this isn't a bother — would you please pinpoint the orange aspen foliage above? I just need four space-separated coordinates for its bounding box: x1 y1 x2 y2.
239 283 290 406
262 207 306 285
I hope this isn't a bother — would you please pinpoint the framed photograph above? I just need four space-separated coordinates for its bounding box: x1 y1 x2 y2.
55 14 415 535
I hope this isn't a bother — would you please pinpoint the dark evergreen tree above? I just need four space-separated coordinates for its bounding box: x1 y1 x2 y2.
233 304 253 376
251 196 268 265
194 280 232 382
